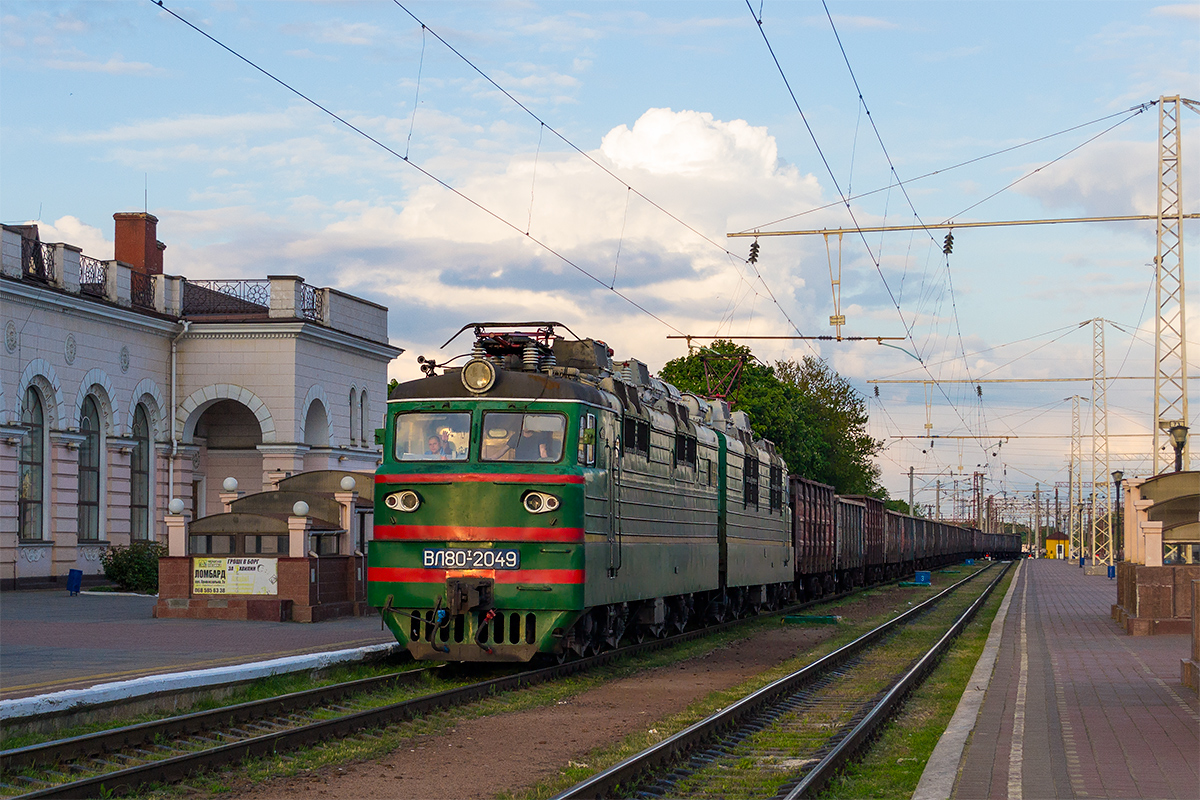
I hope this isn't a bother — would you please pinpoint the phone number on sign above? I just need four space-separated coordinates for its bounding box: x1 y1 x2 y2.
422 549 521 569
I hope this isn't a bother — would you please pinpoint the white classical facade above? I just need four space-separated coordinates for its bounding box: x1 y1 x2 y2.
0 214 401 589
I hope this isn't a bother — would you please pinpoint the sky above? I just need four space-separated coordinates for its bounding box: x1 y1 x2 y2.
2 0 1198 516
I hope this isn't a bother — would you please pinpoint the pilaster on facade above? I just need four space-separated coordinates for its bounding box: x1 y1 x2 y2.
105 436 136 546
48 431 85 572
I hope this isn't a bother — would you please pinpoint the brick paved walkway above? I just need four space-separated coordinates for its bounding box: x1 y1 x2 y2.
953 560 1199 799
0 590 394 700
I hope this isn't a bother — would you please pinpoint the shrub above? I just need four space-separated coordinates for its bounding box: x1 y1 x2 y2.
101 541 165 594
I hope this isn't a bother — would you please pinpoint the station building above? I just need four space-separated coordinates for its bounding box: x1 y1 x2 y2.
0 212 402 591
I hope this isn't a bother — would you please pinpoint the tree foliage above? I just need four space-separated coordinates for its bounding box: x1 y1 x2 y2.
101 540 165 594
659 341 884 497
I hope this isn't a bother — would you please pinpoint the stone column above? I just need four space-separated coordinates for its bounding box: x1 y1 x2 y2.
334 490 358 555
1143 521 1164 567
268 275 304 319
165 513 189 557
106 262 132 308
1133 498 1155 564
55 243 82 294
288 514 312 558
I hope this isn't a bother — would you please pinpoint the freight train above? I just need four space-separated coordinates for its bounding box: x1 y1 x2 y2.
367 323 1019 662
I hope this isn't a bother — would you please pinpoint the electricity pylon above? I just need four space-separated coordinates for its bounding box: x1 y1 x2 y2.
1091 319 1113 567
1068 394 1085 559
1153 95 1192 472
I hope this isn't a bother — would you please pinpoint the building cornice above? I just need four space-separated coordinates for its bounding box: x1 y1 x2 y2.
1 279 180 336
186 321 403 361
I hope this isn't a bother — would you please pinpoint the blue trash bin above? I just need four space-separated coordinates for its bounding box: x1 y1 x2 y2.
67 568 83 596
1107 565 1116 580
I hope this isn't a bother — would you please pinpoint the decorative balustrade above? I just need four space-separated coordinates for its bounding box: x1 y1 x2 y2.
299 281 324 322
79 255 107 297
131 271 155 309
182 279 270 316
21 238 55 284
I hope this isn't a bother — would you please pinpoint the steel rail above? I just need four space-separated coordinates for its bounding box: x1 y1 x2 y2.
551 563 1006 800
782 561 1010 798
4 586 870 799
0 668 430 773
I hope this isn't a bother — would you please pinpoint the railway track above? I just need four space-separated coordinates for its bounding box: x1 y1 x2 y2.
553 561 1011 800
0 581 887 799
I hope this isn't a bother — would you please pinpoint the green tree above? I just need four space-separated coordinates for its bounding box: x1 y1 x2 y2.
774 356 883 496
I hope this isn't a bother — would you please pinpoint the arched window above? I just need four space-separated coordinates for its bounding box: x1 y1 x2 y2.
19 387 46 540
131 404 151 540
360 390 369 444
78 396 102 540
349 387 359 445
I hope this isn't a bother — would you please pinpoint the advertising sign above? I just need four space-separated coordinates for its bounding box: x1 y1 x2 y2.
192 557 278 595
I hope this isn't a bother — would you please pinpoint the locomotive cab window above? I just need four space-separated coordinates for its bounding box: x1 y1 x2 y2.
394 412 471 461
481 412 566 463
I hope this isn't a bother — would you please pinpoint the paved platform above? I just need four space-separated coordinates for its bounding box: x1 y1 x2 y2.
0 590 395 701
940 560 1199 800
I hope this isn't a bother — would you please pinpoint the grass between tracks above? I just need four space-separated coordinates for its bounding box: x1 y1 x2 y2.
506 563 1007 800
815 565 1014 800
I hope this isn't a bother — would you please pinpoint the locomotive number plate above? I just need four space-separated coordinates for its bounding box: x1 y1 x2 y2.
423 548 521 570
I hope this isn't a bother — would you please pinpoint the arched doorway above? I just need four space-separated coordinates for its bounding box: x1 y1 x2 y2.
193 399 264 518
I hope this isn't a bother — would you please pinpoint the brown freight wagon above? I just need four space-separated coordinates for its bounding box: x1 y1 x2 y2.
789 476 837 599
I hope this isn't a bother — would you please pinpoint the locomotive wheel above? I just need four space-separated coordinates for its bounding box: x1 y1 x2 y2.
564 612 597 658
603 604 629 650
667 596 690 633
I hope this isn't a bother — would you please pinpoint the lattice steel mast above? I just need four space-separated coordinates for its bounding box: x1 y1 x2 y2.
1154 95 1190 472
1091 319 1112 567
1068 394 1084 559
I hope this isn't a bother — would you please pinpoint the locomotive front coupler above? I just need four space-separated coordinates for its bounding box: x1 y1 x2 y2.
445 577 494 616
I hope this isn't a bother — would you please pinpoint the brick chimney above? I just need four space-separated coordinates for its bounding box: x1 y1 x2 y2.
113 212 166 275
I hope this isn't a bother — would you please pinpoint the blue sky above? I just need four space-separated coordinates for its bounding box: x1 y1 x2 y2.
2 1 1197 510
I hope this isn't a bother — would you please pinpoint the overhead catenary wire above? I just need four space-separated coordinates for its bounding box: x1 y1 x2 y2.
148 0 683 335
389 0 810 345
738 104 1156 234
746 2 994 460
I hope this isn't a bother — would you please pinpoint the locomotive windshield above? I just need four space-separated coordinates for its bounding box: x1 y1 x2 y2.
480 412 566 463
394 412 470 461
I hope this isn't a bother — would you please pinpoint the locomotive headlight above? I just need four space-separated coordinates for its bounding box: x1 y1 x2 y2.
385 490 421 512
522 491 560 514
461 358 497 393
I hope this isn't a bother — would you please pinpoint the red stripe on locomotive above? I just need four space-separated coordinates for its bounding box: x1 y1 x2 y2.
368 567 584 584
374 524 584 542
375 473 585 485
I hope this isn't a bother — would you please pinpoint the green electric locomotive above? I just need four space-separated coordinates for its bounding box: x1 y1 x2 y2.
368 322 792 662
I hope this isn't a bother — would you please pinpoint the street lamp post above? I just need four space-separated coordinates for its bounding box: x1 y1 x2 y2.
1112 469 1124 562
1168 425 1188 472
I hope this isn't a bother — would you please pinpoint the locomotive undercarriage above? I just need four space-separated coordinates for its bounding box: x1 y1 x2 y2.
554 583 793 660
392 582 795 663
